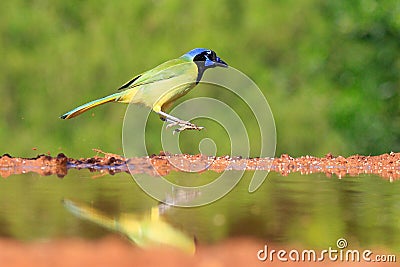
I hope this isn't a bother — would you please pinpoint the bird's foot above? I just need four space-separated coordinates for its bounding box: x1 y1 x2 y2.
173 124 204 134
166 120 204 134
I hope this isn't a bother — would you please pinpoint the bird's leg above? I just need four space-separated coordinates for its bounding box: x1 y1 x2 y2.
157 111 204 133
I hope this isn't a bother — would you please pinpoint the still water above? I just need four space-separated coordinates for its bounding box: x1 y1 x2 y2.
0 170 399 252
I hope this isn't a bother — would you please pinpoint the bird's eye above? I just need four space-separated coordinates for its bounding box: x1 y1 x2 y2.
206 51 216 61
193 50 217 63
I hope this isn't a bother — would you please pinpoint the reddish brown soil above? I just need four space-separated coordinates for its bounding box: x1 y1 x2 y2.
0 236 395 267
0 153 68 178
1 151 400 180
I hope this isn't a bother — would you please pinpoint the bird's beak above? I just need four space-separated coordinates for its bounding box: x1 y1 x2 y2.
216 57 228 68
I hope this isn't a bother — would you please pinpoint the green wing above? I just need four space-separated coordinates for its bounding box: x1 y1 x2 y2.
117 57 193 91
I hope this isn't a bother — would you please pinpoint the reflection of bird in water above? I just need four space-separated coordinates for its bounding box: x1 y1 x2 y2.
60 48 228 133
62 199 195 254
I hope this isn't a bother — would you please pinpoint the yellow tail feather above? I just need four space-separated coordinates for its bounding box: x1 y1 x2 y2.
60 92 123 119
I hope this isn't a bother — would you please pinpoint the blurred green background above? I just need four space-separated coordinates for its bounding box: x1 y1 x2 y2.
0 0 399 158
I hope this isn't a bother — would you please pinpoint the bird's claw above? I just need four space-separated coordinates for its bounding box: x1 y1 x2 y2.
166 120 204 134
166 121 179 129
173 124 204 134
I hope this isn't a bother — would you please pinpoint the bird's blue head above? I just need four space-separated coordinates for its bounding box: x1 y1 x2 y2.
182 48 228 69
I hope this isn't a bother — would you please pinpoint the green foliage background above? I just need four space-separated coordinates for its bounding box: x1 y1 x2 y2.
0 0 399 158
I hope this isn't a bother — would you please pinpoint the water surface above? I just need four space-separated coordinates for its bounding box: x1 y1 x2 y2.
0 170 399 252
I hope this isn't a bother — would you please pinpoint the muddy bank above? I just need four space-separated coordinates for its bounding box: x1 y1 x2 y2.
1 151 400 180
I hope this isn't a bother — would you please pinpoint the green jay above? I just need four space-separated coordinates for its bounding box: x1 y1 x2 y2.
60 48 228 133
